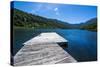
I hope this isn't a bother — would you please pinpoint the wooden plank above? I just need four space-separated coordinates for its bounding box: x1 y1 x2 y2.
14 32 76 66
23 32 68 45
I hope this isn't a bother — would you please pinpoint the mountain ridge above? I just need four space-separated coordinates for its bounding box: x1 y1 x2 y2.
12 8 97 31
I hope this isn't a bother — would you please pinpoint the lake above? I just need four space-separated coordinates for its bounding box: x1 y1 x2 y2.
12 29 97 62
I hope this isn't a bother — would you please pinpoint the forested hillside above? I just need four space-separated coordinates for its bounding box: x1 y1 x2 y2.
80 18 97 31
12 8 70 29
12 8 97 31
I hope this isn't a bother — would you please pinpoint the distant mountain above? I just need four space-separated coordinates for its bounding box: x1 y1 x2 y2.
12 8 70 29
79 18 97 31
12 8 97 31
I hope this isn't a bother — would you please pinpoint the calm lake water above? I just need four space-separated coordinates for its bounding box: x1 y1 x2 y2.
13 29 97 62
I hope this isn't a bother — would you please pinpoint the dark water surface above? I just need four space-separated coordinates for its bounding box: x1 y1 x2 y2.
13 29 97 62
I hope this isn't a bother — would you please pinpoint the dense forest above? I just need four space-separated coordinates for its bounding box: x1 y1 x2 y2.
12 8 71 29
79 18 97 31
12 8 97 31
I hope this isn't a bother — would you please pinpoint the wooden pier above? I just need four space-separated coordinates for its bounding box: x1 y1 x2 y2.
14 32 77 66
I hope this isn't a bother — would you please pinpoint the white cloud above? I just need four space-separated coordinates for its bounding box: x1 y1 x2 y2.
55 11 60 15
31 4 60 16
54 8 58 11
54 8 60 15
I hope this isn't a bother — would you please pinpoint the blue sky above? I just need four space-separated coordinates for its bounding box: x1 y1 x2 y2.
11 1 97 24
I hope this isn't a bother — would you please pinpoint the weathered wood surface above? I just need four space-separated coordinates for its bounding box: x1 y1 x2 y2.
14 32 77 66
24 32 68 45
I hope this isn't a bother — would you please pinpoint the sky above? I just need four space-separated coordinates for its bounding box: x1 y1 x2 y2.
11 1 97 24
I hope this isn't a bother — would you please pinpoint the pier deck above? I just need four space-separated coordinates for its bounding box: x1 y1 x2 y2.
14 32 77 66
